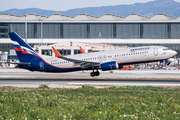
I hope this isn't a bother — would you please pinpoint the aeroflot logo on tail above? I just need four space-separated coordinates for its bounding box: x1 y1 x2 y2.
130 47 150 52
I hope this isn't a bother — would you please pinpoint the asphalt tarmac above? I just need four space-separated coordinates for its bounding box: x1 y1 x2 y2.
1 68 180 87
1 68 180 79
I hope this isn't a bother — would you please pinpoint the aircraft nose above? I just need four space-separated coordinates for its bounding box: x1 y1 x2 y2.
171 50 177 56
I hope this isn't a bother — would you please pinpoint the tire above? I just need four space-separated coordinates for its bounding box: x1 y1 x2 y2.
90 72 95 77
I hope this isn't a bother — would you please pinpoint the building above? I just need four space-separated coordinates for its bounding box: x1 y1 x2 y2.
0 13 180 60
36 41 124 56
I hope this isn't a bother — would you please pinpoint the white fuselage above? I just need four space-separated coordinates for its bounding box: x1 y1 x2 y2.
41 46 177 69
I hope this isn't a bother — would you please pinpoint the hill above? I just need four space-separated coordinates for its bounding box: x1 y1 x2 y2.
0 0 180 18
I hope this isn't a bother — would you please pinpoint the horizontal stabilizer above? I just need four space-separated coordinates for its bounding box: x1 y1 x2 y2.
9 62 31 65
1 61 31 66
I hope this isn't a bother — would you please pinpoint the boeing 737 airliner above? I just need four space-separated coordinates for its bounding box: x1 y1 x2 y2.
9 32 177 77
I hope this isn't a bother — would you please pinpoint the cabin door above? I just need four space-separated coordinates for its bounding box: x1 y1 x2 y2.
154 47 158 56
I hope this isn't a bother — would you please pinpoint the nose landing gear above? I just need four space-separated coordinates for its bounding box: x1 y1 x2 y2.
90 69 100 77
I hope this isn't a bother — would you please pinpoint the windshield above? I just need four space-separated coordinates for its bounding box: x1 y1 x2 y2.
162 48 170 51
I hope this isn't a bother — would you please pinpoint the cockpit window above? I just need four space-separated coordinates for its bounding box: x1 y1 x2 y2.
163 48 170 51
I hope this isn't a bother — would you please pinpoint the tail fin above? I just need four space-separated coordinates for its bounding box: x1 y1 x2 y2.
9 32 41 62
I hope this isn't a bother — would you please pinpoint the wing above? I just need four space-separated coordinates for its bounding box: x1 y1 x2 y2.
51 46 100 68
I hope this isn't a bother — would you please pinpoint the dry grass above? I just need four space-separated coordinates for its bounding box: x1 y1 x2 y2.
0 84 49 91
0 86 33 91
1 84 180 92
38 84 49 89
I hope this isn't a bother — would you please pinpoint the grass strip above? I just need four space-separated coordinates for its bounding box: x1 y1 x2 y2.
0 85 180 119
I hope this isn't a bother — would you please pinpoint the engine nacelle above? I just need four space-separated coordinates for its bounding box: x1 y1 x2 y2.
101 61 119 71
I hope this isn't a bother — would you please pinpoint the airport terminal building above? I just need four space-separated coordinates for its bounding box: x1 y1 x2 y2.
0 13 180 60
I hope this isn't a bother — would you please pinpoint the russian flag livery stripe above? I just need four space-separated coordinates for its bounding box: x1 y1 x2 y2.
9 32 35 51
9 32 42 60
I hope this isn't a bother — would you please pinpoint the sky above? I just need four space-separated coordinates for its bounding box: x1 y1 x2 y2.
1 0 180 11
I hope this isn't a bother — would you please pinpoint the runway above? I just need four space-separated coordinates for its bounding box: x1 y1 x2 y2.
1 68 180 87
1 68 180 79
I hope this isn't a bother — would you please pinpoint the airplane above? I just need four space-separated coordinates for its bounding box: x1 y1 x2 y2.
9 32 177 77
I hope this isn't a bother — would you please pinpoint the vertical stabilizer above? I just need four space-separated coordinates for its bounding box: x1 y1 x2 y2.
9 32 41 62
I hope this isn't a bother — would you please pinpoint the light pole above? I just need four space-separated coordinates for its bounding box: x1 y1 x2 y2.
25 14 27 42
39 18 44 45
41 19 43 45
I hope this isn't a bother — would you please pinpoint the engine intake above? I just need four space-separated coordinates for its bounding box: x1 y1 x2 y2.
101 61 119 71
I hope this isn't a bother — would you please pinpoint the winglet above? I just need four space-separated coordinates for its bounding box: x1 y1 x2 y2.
79 46 86 54
51 46 63 58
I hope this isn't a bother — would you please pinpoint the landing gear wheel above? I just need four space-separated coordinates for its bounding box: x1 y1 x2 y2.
90 72 95 77
95 71 100 76
90 70 100 77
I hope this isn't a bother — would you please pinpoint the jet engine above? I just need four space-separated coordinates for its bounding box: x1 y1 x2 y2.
100 61 119 71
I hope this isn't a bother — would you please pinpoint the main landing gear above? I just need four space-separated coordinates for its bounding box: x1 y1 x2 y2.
90 69 100 77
